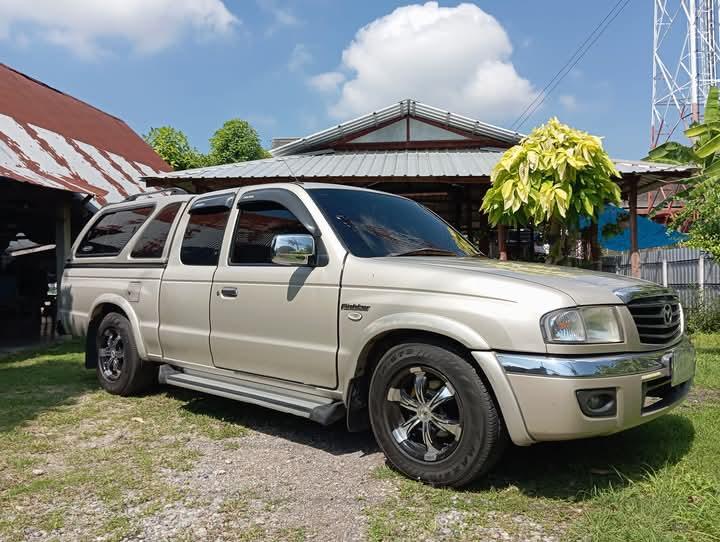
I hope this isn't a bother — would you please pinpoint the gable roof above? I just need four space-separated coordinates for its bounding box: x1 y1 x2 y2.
0 63 171 204
270 99 524 157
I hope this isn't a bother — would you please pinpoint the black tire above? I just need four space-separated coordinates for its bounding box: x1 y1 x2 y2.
369 342 507 487
95 312 157 396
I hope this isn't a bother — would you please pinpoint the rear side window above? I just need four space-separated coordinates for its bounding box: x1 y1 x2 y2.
131 202 182 258
77 206 154 257
180 209 230 266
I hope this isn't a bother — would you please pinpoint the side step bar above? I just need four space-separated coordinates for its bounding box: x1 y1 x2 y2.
159 366 345 426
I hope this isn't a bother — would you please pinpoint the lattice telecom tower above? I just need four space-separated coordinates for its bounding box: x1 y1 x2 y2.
652 0 720 147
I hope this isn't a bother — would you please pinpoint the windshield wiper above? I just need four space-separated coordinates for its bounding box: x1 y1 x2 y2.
390 248 459 257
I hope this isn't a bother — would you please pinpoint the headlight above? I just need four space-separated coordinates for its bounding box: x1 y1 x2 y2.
541 306 623 344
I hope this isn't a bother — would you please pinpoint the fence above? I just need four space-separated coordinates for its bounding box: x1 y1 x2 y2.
609 247 720 307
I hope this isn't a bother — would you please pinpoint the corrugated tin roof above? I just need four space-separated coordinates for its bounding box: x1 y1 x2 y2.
148 150 693 186
0 63 171 204
612 158 694 175
270 99 524 157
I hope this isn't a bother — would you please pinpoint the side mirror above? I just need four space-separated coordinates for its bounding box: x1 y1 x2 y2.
271 234 316 266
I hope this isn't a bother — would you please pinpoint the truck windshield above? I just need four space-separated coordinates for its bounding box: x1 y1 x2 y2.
307 188 479 258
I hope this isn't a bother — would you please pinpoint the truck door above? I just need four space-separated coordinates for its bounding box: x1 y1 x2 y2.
209 188 342 388
158 193 234 366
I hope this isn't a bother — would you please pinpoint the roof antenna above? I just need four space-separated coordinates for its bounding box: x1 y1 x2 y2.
277 157 302 184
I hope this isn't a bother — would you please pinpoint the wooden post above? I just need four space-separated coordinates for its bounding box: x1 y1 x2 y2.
629 179 640 278
464 187 473 242
498 225 508 261
55 197 72 301
589 222 601 270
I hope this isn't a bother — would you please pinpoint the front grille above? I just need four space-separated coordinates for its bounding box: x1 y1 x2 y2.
627 295 682 345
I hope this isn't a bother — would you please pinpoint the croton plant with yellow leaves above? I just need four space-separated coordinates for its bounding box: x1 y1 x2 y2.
481 117 621 264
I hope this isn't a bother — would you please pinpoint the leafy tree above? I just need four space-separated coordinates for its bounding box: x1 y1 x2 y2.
481 118 621 264
647 87 720 260
208 119 270 165
144 126 204 171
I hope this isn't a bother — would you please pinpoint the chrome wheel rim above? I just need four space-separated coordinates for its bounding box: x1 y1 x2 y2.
99 328 124 382
384 366 463 462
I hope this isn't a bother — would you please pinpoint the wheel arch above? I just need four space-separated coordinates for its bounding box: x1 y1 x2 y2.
344 323 499 433
85 296 147 368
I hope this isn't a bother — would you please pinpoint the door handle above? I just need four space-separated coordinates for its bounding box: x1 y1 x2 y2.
219 287 238 298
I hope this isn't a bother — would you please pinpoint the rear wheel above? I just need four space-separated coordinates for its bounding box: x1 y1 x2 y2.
369 342 507 487
95 312 156 396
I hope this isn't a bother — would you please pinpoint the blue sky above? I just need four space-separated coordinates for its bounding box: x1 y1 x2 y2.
0 1 653 159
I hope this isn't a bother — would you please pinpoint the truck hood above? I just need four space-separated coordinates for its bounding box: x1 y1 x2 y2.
377 256 650 305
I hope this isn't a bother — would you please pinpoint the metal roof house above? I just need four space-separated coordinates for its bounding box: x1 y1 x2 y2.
143 99 692 262
0 63 170 341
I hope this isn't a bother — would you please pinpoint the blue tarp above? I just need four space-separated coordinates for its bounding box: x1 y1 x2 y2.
580 204 687 251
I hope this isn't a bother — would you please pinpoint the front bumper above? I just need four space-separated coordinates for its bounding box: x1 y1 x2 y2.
491 336 695 442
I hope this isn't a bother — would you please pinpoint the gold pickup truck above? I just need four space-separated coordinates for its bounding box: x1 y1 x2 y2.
59 183 695 487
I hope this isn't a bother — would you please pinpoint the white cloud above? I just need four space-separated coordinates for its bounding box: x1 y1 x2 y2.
308 71 346 93
559 94 579 111
288 43 312 72
312 2 537 123
0 0 238 58
258 0 300 36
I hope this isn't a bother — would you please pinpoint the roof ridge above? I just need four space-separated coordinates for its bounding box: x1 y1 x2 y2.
270 99 524 157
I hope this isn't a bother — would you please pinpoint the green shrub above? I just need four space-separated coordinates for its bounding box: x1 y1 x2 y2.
685 294 720 334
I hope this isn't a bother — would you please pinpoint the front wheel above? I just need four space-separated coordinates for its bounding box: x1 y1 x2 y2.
95 312 157 396
369 342 507 487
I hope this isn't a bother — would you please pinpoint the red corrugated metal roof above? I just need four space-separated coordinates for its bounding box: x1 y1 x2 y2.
0 63 171 204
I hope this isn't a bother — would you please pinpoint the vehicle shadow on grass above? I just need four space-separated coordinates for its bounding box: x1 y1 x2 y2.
0 340 96 434
171 386 694 500
474 413 695 500
171 389 381 456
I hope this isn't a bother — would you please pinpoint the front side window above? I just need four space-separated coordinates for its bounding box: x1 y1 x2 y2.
180 209 230 266
308 188 478 258
77 206 154 257
230 201 309 264
131 202 183 258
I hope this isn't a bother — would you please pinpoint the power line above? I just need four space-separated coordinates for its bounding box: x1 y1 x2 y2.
510 0 626 129
511 0 631 131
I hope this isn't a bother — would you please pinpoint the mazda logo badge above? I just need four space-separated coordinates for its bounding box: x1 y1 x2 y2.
662 304 673 325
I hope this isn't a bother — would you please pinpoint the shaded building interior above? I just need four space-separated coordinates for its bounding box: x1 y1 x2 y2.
0 63 169 342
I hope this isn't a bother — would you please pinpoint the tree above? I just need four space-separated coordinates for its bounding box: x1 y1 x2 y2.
647 87 720 260
144 126 204 171
208 119 270 165
481 118 621 264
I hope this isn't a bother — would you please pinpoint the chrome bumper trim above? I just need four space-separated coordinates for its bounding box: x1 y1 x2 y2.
497 337 695 378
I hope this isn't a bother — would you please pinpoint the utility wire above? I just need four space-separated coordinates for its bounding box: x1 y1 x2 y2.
510 0 627 129
511 0 631 131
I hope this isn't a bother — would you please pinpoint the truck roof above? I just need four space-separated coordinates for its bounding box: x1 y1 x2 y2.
102 182 397 211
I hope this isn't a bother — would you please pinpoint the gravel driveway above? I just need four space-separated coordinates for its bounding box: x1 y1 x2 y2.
123 401 395 542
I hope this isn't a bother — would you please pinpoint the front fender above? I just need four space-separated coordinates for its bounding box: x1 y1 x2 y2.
361 312 490 351
338 311 491 398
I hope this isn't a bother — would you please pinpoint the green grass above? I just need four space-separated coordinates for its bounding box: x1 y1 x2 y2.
365 334 720 541
2 335 719 541
694 333 720 389
0 341 250 542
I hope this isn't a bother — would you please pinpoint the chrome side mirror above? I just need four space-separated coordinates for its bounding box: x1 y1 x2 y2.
271 234 316 266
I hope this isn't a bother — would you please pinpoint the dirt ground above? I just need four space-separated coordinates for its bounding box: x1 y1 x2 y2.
125 406 394 542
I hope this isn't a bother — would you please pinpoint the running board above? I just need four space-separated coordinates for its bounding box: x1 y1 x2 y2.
159 366 345 425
